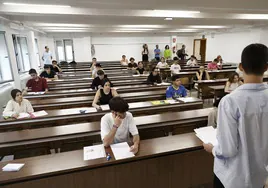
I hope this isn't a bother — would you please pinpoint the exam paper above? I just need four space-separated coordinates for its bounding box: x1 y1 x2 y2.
110 142 135 160
27 92 45 95
83 145 106 161
17 113 30 119
31 111 48 118
194 126 218 146
2 163 25 172
101 104 110 111
156 82 170 86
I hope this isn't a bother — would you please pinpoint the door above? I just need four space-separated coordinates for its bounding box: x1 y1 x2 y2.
63 39 74 62
193 39 207 64
0 32 12 82
35 38 41 67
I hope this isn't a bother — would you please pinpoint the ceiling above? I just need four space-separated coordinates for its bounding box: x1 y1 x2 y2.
0 0 268 35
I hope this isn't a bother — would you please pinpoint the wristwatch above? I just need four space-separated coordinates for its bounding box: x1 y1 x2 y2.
113 125 119 129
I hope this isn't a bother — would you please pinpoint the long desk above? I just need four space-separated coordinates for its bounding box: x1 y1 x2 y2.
62 66 124 72
0 133 214 188
25 85 169 100
0 108 212 157
0 98 203 131
195 79 228 99
29 90 167 111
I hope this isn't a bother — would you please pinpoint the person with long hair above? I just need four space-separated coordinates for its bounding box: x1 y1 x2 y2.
142 44 149 62
92 79 119 109
224 72 243 93
146 67 162 85
164 45 172 60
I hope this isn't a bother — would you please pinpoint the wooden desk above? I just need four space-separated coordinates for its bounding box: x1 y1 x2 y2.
62 66 124 72
0 133 213 188
209 85 225 102
25 85 169 100
0 108 212 157
194 79 227 99
29 90 167 111
207 69 235 79
0 98 203 131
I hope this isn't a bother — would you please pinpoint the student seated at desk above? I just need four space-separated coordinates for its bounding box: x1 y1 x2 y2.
147 67 162 85
120 55 128 66
3 89 34 118
24 69 48 94
127 57 137 70
101 97 140 154
92 79 119 109
91 70 113 90
90 57 97 71
186 55 198 67
136 62 145 74
156 57 168 68
40 65 58 81
207 59 219 71
92 63 103 78
207 97 222 128
170 60 181 75
224 73 243 93
195 66 210 81
216 55 224 69
52 60 62 73
236 66 244 78
166 75 187 100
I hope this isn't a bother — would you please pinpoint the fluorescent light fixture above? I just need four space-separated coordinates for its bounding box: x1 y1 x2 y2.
154 10 200 14
117 28 155 31
237 14 268 20
119 25 164 28
151 10 200 18
189 25 228 29
32 23 91 27
41 27 91 30
164 18 173 21
46 30 89 32
3 2 71 8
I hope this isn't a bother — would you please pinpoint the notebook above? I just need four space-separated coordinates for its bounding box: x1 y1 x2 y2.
31 111 48 118
83 145 106 161
2 163 25 172
110 142 135 160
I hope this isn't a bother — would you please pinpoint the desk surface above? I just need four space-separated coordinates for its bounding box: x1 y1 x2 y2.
0 133 203 185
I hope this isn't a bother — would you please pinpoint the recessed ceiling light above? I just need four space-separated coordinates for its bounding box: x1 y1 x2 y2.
3 2 71 8
189 25 228 29
164 18 173 21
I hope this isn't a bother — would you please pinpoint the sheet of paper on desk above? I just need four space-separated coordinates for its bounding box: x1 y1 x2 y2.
83 145 106 161
101 104 110 111
167 100 179 104
110 142 135 160
2 163 25 172
31 110 48 118
17 113 30 119
156 82 170 86
27 92 45 95
194 126 218 146
177 97 194 103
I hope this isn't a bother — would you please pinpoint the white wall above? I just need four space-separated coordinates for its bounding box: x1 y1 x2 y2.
73 37 92 62
205 29 263 63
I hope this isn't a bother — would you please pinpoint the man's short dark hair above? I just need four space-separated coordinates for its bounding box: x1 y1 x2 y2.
92 57 97 61
44 65 51 69
52 60 57 64
171 74 180 81
29 69 37 74
109 97 129 113
96 63 101 67
213 58 218 62
97 70 105 76
173 57 179 60
241 43 268 76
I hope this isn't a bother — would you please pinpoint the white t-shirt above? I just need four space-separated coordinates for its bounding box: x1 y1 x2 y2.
157 62 168 68
101 112 139 144
170 64 181 74
235 67 243 78
3 99 34 117
186 59 197 66
43 51 52 65
264 70 268 76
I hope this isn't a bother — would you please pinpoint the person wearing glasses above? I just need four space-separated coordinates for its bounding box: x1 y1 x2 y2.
23 69 48 95
101 97 140 154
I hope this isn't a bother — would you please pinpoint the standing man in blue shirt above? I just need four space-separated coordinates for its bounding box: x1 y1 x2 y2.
154 45 161 61
203 43 268 188
166 75 187 99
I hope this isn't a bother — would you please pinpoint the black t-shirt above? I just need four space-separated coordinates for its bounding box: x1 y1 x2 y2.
128 62 138 68
147 73 162 84
136 67 145 74
90 76 113 90
40 70 56 78
52 65 60 72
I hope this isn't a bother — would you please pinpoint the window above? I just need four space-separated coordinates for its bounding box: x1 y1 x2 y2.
12 35 31 73
35 39 41 67
55 39 74 62
0 32 13 83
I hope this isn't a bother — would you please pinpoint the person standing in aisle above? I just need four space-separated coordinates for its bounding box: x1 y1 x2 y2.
142 44 149 62
154 45 161 61
42 46 52 66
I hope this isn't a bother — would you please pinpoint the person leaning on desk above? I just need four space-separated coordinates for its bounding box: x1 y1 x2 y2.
146 67 162 85
101 97 140 154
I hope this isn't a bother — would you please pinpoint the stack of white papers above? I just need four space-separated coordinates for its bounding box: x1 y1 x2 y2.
31 111 48 118
166 100 179 104
110 142 135 160
101 105 110 111
156 82 170 86
17 113 30 119
83 144 106 161
2 163 25 172
27 92 45 95
194 126 218 146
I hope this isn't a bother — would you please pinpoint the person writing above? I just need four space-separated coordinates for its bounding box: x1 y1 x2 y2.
170 60 181 75
207 59 219 70
224 73 243 93
195 66 210 81
156 57 168 68
187 55 198 67
164 45 172 60
91 70 113 90
128 57 138 70
147 67 162 85
154 45 161 61
52 60 62 73
24 69 48 94
92 63 103 78
92 79 119 109
3 89 34 118
90 57 97 71
203 43 268 188
101 97 140 154
136 62 145 74
166 75 187 100
40 65 58 81
120 55 128 66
